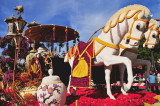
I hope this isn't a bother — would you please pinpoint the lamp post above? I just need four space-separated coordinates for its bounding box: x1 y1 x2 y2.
4 6 27 88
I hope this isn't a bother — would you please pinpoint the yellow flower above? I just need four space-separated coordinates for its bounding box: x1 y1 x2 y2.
154 95 160 100
144 102 152 106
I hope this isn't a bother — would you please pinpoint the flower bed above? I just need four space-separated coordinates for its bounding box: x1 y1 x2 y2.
66 88 158 106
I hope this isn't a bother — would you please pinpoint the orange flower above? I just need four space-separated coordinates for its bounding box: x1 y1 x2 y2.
42 85 48 91
24 93 36 100
47 88 53 94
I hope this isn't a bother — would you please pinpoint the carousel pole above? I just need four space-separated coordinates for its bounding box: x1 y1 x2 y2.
52 25 56 56
65 26 69 51
12 36 24 88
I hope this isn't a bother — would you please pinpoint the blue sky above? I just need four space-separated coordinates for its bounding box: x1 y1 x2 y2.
0 0 160 55
0 0 160 41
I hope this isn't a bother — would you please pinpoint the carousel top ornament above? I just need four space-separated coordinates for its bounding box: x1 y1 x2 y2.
14 5 24 16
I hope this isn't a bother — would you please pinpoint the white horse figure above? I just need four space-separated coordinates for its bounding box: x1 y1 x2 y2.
64 5 150 99
118 19 159 95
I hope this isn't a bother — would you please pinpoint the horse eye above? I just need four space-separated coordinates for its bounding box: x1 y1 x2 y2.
136 24 141 30
152 34 156 38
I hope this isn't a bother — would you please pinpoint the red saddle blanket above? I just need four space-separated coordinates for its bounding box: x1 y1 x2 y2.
70 41 94 88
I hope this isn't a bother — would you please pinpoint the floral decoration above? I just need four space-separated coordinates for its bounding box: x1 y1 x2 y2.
4 70 13 83
66 88 158 106
24 93 36 100
37 83 62 105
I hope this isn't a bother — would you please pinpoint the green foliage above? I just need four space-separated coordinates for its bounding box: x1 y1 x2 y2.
138 38 160 70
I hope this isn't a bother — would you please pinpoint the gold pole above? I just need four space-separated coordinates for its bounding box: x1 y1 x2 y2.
12 36 21 88
12 48 17 88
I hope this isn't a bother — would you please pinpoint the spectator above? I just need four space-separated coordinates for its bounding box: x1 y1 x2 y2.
157 72 160 83
147 71 158 93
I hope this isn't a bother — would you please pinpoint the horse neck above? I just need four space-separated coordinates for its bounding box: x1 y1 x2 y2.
98 17 134 45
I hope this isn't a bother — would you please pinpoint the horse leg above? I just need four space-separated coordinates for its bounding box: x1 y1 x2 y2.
104 65 116 100
119 64 128 95
67 75 71 94
67 56 76 95
67 75 77 96
133 59 151 80
103 55 133 92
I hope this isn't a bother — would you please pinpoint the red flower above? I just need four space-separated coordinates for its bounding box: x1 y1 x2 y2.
66 89 158 106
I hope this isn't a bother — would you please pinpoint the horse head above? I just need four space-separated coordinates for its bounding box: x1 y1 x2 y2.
125 9 151 46
102 5 150 47
143 19 159 49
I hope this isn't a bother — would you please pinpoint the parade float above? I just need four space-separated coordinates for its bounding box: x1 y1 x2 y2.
0 4 160 106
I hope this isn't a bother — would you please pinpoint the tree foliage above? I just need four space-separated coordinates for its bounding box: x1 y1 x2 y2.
138 39 160 70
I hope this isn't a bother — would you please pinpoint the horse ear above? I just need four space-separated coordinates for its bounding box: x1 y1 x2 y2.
146 14 152 20
138 9 145 19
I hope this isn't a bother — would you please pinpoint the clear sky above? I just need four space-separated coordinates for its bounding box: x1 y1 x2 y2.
0 0 160 41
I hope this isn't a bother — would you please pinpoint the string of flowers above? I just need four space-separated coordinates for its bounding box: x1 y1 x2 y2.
18 38 30 59
3 70 13 84
0 58 14 66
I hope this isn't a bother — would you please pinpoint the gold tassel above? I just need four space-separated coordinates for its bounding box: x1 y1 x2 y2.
0 67 2 73
72 57 88 78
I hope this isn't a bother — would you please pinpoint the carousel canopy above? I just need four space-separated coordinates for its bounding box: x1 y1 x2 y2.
24 25 79 43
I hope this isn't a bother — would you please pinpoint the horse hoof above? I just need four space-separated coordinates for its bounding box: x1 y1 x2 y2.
123 83 130 92
121 88 128 95
123 92 128 95
110 96 116 100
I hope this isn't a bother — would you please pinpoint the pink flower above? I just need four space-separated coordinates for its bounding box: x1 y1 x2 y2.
53 84 57 88
52 99 57 104
39 94 43 98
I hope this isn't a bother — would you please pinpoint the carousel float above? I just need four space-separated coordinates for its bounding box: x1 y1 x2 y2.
0 4 160 106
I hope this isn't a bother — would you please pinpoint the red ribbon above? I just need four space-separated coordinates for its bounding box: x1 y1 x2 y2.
65 27 68 41
52 25 56 41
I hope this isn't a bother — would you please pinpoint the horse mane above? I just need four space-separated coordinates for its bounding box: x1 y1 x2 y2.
149 19 159 30
103 4 150 33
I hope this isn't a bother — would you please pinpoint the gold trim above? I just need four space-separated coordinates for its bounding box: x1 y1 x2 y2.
93 37 119 50
20 90 37 92
119 44 127 49
144 42 156 45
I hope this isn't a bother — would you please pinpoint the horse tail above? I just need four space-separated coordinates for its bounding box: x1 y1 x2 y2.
64 45 78 62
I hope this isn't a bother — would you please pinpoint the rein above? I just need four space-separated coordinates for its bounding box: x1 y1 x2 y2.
126 12 149 41
87 26 104 42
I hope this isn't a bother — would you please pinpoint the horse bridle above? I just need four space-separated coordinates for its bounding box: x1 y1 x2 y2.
126 10 149 41
144 24 159 46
